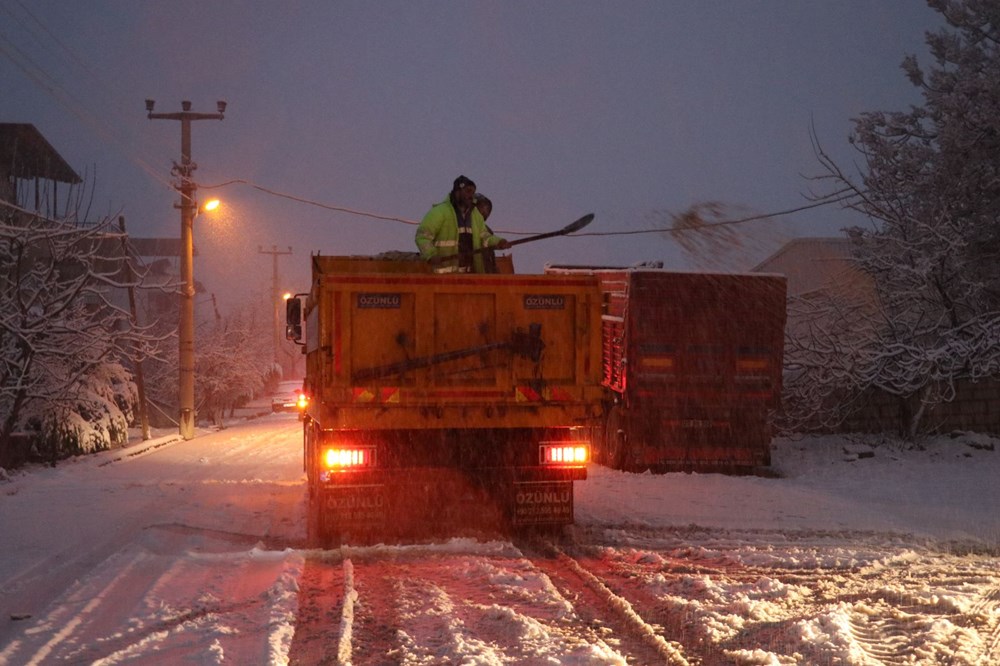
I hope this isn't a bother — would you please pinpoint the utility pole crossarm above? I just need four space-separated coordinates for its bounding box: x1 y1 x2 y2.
147 112 224 121
145 99 226 440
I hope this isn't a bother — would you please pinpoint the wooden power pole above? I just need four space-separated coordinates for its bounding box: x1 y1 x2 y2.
259 244 293 371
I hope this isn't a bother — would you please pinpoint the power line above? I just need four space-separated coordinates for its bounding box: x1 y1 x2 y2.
0 2 178 194
201 179 423 226
201 178 859 238
576 189 860 237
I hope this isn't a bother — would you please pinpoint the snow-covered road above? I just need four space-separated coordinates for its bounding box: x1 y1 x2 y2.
1 416 998 664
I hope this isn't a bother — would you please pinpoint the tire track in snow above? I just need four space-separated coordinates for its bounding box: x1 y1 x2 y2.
518 538 689 665
346 555 406 665
845 607 922 665
968 583 1000 663
1 548 149 664
347 548 533 665
287 552 347 664
298 541 633 665
336 559 358 664
840 552 999 666
2 542 302 665
556 539 759 665
562 524 1000 664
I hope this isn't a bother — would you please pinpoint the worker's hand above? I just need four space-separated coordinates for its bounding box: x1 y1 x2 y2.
496 239 512 250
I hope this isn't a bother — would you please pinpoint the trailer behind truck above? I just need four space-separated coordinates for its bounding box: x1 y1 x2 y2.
547 266 787 471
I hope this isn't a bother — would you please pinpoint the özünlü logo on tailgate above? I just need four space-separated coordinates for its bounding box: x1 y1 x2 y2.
523 294 566 310
357 293 401 308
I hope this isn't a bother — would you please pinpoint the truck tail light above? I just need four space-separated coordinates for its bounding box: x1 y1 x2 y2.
639 355 675 372
637 342 676 374
736 357 769 373
321 447 376 469
296 392 310 410
540 442 589 465
737 346 773 376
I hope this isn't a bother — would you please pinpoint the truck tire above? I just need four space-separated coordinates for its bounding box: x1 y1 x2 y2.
606 406 629 470
590 421 606 465
307 487 333 548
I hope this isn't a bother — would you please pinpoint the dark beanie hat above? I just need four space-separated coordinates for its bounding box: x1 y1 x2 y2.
453 175 476 191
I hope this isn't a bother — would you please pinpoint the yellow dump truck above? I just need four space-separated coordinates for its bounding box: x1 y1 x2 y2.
286 255 604 543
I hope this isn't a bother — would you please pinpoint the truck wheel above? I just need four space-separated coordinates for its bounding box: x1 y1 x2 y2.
307 488 333 549
758 426 773 467
590 422 606 465
606 407 629 470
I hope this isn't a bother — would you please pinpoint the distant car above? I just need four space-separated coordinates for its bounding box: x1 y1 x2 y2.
271 380 306 414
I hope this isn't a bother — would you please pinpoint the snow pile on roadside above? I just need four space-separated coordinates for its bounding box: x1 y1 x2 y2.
579 432 1000 547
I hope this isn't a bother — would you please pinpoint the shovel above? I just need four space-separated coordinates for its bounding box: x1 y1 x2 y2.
432 213 594 266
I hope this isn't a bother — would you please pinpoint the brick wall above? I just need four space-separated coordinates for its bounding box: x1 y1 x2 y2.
835 378 1000 435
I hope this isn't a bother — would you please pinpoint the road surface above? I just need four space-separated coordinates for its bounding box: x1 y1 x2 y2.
1 416 997 664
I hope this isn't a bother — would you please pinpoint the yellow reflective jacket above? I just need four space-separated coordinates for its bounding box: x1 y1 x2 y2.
415 197 504 273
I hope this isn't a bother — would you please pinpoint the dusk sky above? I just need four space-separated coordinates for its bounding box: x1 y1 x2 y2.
2 1 941 313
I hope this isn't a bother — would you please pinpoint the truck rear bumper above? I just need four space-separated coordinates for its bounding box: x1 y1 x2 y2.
311 466 586 538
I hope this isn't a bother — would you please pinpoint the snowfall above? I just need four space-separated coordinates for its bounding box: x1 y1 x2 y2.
1 414 998 665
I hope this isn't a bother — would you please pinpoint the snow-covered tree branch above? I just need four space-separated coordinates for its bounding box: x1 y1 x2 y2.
195 303 275 426
0 209 165 463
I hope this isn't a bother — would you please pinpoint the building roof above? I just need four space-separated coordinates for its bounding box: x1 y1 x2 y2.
751 237 852 271
0 123 81 184
752 236 872 300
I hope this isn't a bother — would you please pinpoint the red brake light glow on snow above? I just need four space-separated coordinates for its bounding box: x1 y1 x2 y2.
540 442 589 465
322 447 375 469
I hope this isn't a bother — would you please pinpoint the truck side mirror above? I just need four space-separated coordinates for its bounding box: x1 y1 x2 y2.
285 296 305 343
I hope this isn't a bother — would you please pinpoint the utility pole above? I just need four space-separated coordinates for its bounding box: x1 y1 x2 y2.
259 245 293 372
146 99 226 440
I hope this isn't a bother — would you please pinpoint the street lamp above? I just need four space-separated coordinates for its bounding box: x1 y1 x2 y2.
146 100 226 440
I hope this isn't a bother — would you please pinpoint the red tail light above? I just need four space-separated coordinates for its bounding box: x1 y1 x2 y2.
321 447 376 469
540 442 590 465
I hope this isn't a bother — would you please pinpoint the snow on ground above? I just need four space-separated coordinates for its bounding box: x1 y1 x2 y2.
580 431 1000 546
0 418 998 664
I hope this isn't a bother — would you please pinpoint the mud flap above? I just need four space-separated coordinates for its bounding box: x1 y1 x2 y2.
321 485 388 535
512 481 574 526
